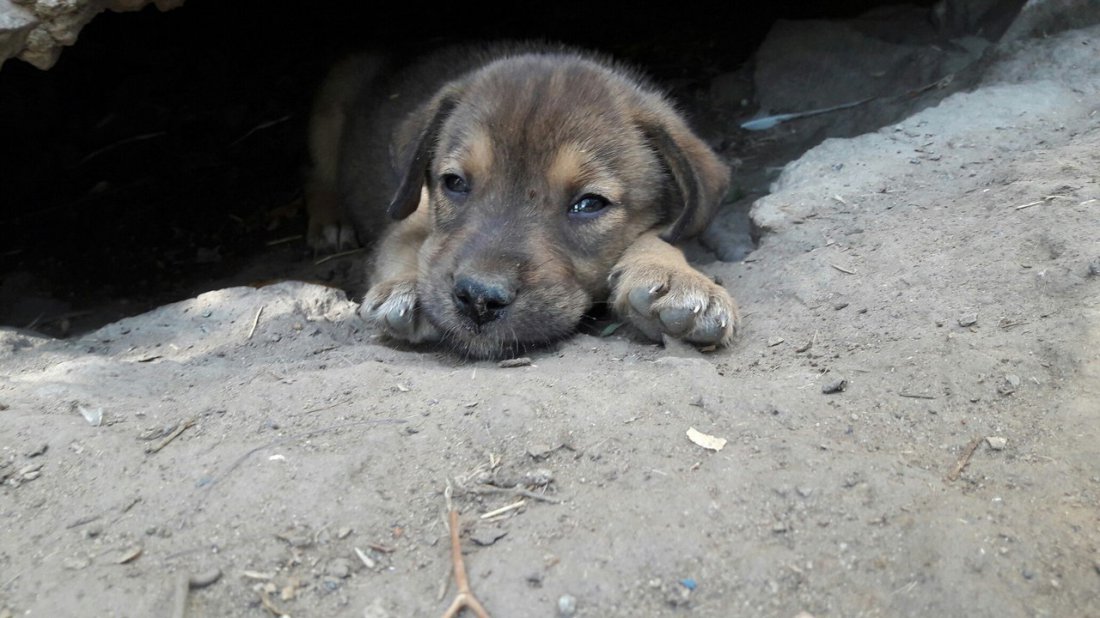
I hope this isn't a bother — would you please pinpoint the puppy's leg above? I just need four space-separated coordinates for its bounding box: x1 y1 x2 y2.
358 207 441 343
305 55 380 253
610 231 739 346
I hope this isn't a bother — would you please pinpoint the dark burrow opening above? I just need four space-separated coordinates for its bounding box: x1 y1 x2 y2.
4 0 1028 338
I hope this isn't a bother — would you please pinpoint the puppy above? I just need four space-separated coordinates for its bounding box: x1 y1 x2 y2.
307 43 739 358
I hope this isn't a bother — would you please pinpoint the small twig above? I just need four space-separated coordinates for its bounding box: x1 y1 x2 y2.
830 263 858 275
266 235 303 247
466 483 564 504
898 393 936 400
76 131 167 167
479 500 525 520
946 436 983 481
145 418 196 454
314 248 366 265
441 509 492 618
295 398 354 417
1015 194 1072 210
230 114 292 147
247 306 264 340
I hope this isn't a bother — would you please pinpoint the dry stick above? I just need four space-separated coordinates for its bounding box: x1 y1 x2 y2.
946 436 983 481
441 509 492 618
146 418 197 454
830 263 858 275
479 500 525 520
247 306 264 340
898 393 936 400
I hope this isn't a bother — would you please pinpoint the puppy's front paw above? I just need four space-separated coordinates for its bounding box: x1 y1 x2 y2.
610 264 739 346
358 279 440 343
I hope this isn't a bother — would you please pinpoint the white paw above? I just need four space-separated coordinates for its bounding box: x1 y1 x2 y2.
610 265 739 346
358 279 440 343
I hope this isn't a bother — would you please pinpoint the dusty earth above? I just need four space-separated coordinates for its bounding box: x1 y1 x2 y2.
2 13 1100 618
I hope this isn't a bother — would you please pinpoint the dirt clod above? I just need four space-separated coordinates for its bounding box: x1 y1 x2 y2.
958 313 979 327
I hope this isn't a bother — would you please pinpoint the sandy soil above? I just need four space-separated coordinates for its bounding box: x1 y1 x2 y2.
2 19 1099 618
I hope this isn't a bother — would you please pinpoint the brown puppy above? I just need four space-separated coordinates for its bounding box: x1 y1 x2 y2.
307 44 739 358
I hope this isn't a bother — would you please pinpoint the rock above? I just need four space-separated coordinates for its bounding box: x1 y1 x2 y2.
1088 258 1100 277
497 357 532 368
188 568 222 589
557 594 578 617
3 0 186 69
958 312 979 327
998 374 1021 395
767 336 785 347
822 378 847 394
986 436 1008 450
524 468 554 487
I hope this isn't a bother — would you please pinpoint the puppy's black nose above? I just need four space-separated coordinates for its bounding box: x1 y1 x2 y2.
452 275 515 326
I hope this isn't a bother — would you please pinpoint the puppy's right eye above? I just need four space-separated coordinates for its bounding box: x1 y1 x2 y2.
442 173 470 195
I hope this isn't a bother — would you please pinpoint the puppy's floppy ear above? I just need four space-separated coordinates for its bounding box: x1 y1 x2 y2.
639 107 731 243
386 92 460 220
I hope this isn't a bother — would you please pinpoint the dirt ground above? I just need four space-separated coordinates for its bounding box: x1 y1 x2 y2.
2 13 1099 618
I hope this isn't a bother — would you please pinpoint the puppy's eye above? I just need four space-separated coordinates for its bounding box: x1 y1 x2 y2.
442 173 470 195
568 194 610 219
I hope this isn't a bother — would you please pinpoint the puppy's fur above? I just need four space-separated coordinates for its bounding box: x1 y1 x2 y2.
307 43 739 358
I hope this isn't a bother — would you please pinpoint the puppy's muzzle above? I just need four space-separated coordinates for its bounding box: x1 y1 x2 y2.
452 274 517 326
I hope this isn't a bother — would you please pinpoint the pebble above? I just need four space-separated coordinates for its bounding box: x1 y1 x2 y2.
998 374 1020 395
524 469 554 487
337 526 353 539
1088 258 1100 277
986 436 1008 451
189 568 222 589
958 313 978 327
822 378 847 394
557 594 577 617
767 337 785 347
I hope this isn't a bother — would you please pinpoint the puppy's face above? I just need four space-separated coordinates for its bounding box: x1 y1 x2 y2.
389 54 728 358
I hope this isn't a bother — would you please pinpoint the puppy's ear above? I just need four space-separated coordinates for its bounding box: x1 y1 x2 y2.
387 92 460 220
640 109 730 243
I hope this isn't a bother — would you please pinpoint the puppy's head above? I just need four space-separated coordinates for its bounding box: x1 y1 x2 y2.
389 52 729 358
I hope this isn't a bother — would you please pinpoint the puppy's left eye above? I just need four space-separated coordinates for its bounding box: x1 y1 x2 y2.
568 194 610 219
442 173 470 195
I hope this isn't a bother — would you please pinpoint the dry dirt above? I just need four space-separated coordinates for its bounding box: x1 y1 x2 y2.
2 20 1099 618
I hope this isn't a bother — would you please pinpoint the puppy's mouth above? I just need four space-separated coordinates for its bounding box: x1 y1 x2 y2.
418 274 590 360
